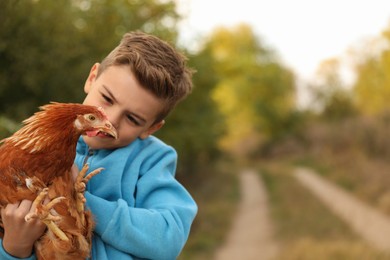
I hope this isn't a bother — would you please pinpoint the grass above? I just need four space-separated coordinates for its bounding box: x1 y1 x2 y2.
277 238 389 260
178 161 240 260
294 152 390 216
178 155 390 259
259 162 356 241
295 116 390 216
258 161 390 259
179 116 390 258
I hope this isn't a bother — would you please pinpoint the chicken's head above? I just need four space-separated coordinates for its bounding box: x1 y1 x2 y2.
74 107 118 139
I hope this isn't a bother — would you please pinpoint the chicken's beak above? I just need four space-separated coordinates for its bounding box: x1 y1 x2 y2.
99 121 118 139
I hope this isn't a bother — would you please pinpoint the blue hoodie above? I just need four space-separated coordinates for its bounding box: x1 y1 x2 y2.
0 136 197 260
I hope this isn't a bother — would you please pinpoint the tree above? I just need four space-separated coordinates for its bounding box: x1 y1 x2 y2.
0 0 181 121
0 0 83 119
156 47 224 176
351 34 390 116
309 58 356 120
204 24 297 156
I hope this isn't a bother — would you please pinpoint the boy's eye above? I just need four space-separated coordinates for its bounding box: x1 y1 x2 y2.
127 115 140 126
102 94 113 104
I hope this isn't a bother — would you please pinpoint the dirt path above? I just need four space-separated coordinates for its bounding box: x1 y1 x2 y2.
214 169 279 260
294 167 390 252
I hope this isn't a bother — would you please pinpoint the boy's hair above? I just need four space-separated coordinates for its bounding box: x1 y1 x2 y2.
97 31 194 123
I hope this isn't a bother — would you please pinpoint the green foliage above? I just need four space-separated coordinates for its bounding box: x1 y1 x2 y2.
0 116 20 139
0 0 180 120
156 48 224 176
308 58 357 121
320 91 357 121
0 0 82 119
72 0 180 62
0 0 224 180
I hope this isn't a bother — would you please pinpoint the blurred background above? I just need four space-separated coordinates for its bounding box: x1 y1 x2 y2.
2 0 390 259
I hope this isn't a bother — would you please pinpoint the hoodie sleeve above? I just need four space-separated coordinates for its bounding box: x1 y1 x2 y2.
0 241 36 260
84 146 198 260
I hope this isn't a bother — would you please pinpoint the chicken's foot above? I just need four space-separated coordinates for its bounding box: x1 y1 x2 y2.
74 164 103 225
24 188 69 241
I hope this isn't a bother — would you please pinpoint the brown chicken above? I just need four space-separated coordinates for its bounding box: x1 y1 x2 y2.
0 102 117 259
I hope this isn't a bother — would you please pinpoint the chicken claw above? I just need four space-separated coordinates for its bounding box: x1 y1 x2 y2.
25 188 69 241
74 164 103 224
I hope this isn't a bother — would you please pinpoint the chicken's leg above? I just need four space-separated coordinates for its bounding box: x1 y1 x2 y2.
24 188 69 241
74 164 103 225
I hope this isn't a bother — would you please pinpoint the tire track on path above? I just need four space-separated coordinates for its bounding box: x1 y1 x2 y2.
214 169 279 260
294 167 390 252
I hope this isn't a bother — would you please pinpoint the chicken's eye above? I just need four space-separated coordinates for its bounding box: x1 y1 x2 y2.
88 115 96 121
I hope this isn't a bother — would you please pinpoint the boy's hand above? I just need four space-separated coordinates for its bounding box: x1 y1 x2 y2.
1 200 46 258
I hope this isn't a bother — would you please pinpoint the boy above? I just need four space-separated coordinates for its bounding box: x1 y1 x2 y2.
0 31 198 259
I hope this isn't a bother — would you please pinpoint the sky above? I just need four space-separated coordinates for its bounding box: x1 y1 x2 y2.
176 0 390 84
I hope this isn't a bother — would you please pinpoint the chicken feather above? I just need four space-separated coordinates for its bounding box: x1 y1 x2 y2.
0 102 117 259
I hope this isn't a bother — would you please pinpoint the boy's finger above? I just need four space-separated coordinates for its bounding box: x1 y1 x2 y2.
17 200 36 213
3 201 21 212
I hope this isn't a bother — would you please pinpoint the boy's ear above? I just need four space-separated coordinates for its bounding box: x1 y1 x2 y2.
84 63 100 94
139 120 165 140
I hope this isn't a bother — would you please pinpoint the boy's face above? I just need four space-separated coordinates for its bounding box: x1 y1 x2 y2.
82 64 165 150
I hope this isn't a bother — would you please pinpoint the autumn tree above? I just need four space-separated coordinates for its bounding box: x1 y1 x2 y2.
203 24 297 156
351 35 390 116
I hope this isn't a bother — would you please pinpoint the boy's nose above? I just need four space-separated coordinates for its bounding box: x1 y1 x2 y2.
108 119 119 130
107 113 120 129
